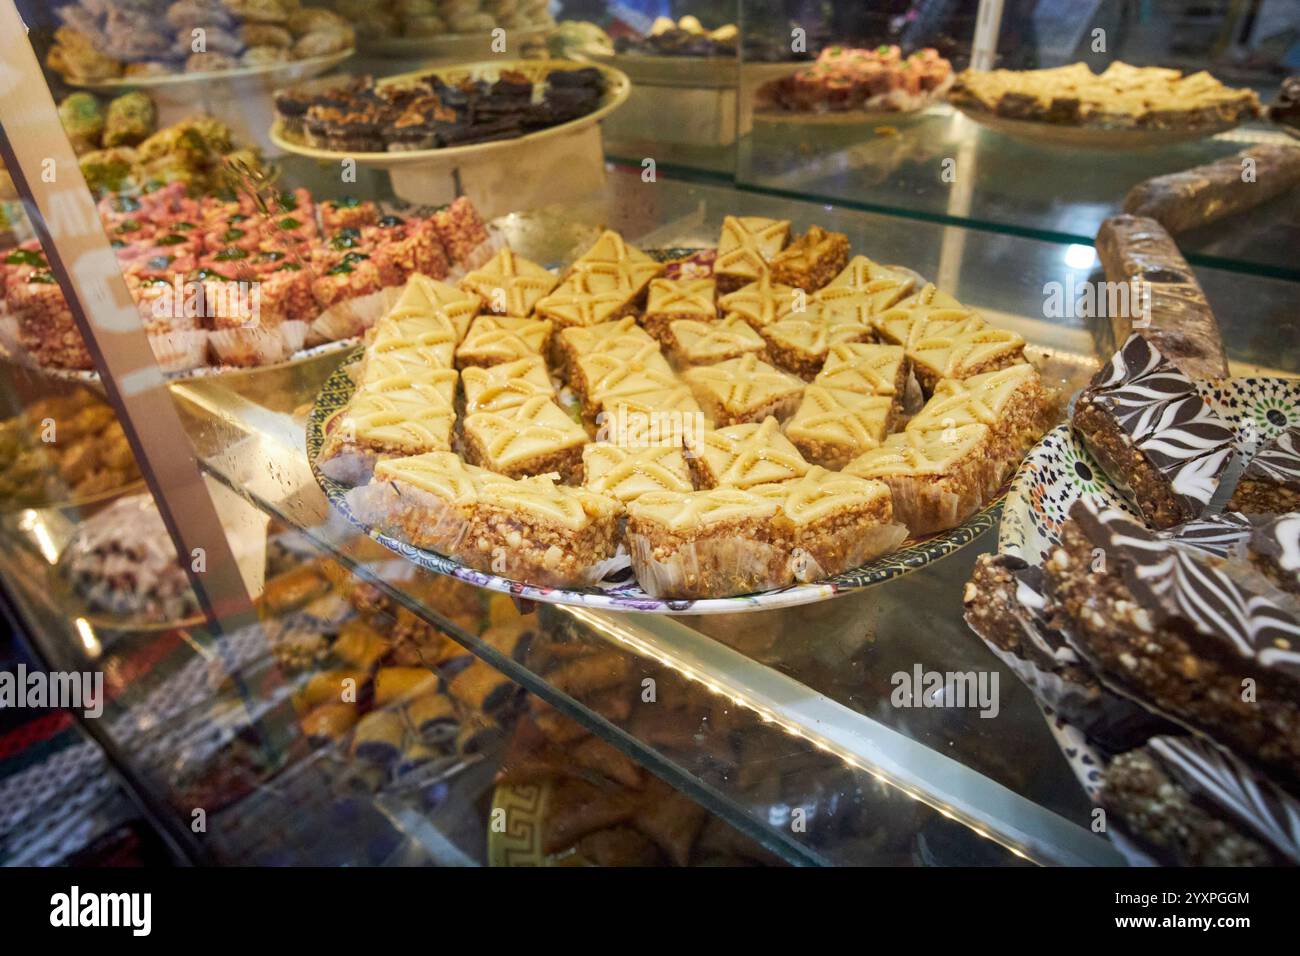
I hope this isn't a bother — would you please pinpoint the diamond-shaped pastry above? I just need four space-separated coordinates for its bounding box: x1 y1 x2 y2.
751 466 903 580
891 282 964 312
360 346 461 388
760 314 831 379
554 317 658 380
683 354 805 426
461 394 589 481
769 225 850 291
566 230 663 300
715 216 791 292
816 343 907 401
534 266 641 331
389 274 480 340
812 255 915 324
458 248 558 317
582 442 694 503
455 314 553 369
367 308 460 366
642 277 716 341
902 313 1026 392
719 273 800 330
872 304 977 352
906 363 1049 485
844 424 994 535
666 315 766 366
587 367 701 433
461 355 553 414
686 416 812 489
571 347 674 416
318 381 458 484
784 385 894 469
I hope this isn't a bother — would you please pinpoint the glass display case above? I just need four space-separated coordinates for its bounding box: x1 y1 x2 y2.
1 0 1297 870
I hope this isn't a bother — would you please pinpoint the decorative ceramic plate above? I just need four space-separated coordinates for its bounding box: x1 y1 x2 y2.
999 376 1300 562
65 50 353 100
270 59 630 171
952 103 1241 150
486 781 591 867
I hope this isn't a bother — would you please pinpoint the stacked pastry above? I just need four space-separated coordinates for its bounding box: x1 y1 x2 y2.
964 334 1300 866
327 222 1053 599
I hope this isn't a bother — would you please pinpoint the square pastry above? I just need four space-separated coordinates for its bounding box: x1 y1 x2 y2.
461 355 553 414
753 467 906 580
683 354 806 426
769 225 851 292
570 347 674 418
784 385 894 469
642 278 716 341
685 416 812 489
666 315 766 366
582 442 694 504
461 394 589 482
1072 334 1234 529
554 317 659 379
714 216 791 293
458 247 558 317
845 424 994 535
905 315 1026 393
719 273 800 330
812 255 916 324
625 487 788 598
816 343 908 411
760 313 831 380
455 314 553 369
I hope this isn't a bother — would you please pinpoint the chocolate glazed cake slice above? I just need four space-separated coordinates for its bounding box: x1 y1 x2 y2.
1044 498 1300 793
1072 333 1233 529
1100 735 1300 866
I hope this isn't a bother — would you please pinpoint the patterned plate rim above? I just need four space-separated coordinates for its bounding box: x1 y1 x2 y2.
307 346 1004 614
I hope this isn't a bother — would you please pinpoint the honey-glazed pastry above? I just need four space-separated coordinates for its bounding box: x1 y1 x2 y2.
685 417 811 489
625 487 789 598
768 225 850 291
812 255 916 324
816 343 907 412
902 314 1026 393
753 467 907 579
758 313 831 380
907 363 1051 486
570 345 673 413
387 273 480 340
534 266 641 331
891 282 964 312
718 273 800 330
458 247 558 316
683 354 805 426
461 355 553 414
554 317 657 379
358 350 459 391
714 215 791 293
783 386 894 469
565 230 663 298
317 379 457 484
845 424 994 535
631 781 708 866
366 309 461 367
642 277 716 341
582 442 694 504
455 314 552 369
373 666 439 706
665 315 766 366
460 394 589 482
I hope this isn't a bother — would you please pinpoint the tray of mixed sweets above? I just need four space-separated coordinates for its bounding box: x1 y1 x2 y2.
964 323 1300 865
47 1 354 96
0 181 498 381
306 216 1059 613
948 61 1262 149
577 16 749 89
754 46 954 123
269 59 629 168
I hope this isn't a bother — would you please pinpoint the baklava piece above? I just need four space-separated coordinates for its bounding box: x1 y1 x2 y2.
875 306 1025 393
759 314 831 380
461 355 553 414
714 215 791 293
569 348 675 422
719 273 799 330
1227 425 1300 515
625 488 787 599
845 424 993 535
554 317 657 379
1071 334 1233 529
784 386 894 469
565 230 663 302
817 343 908 414
582 442 694 504
457 247 558 317
754 467 906 580
683 354 805 426
317 378 457 485
534 266 640 332
812 255 915 324
1044 499 1300 791
461 394 589 482
455 314 553 369
768 225 850 291
685 417 812 489
666 315 766 366
388 273 480 340
642 278 716 342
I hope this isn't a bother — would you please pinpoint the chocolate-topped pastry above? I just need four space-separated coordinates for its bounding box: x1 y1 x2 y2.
1072 334 1233 529
546 68 603 89
1044 498 1300 791
1249 514 1300 597
963 553 1171 751
1101 735 1300 866
1228 425 1300 515
1160 511 1254 558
